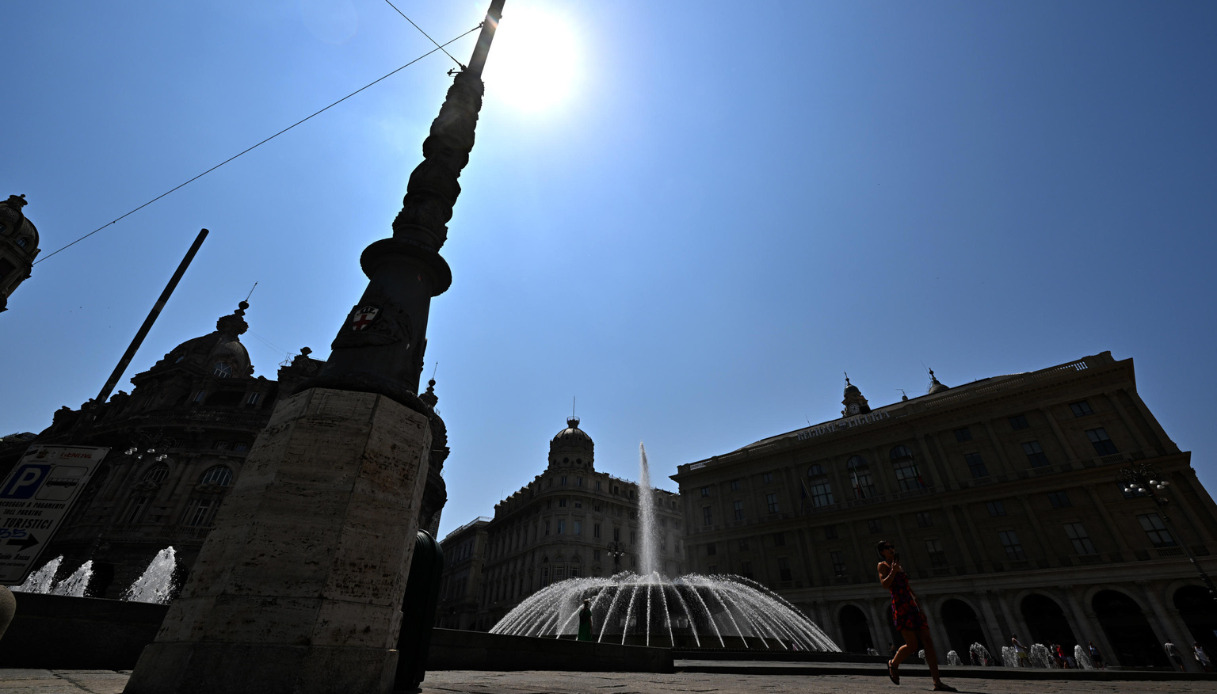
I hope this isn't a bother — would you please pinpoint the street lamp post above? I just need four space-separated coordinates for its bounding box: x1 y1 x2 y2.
1119 461 1217 600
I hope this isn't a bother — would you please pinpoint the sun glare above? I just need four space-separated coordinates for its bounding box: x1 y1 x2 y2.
483 6 581 113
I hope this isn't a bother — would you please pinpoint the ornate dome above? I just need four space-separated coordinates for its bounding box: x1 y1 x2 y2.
927 368 950 395
152 301 254 378
0 194 39 260
548 416 594 471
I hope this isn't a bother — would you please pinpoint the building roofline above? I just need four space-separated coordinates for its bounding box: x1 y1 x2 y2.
674 351 1123 477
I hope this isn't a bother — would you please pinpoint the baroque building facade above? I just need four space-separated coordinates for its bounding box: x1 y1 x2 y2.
437 417 684 631
0 302 450 596
0 194 39 313
672 352 1217 670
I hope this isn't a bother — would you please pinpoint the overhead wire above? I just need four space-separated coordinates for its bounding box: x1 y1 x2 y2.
34 23 482 266
383 0 466 70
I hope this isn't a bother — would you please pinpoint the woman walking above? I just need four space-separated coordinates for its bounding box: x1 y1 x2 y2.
878 540 956 692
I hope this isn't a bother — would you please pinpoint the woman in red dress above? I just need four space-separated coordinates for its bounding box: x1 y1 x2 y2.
878 540 955 691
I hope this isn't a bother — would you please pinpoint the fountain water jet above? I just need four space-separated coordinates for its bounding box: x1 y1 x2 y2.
123 546 177 604
10 555 64 594
491 444 839 651
50 560 93 597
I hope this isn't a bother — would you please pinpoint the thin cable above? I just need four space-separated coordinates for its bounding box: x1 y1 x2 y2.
383 0 465 69
35 24 481 266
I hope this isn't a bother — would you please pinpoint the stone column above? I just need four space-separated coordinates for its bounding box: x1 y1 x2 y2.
124 388 431 694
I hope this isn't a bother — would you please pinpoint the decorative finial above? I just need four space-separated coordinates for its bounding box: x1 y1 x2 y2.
844 372 851 387
5 194 27 210
567 415 580 429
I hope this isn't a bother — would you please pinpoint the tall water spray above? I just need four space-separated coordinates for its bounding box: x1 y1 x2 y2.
637 443 658 576
10 555 64 593
124 546 178 604
50 560 93 597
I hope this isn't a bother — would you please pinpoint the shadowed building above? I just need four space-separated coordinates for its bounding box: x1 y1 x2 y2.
0 194 39 313
0 302 450 597
672 352 1217 671
439 416 684 631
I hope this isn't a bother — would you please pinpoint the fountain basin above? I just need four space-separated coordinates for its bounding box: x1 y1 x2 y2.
0 593 168 669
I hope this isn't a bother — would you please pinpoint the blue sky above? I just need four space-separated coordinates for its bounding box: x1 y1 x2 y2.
4 1 1215 540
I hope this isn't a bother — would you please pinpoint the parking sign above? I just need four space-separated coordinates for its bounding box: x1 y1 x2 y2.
0 445 108 584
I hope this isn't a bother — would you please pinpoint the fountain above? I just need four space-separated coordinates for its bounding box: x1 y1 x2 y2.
123 546 177 604
946 649 961 666
491 444 839 651
10 555 64 594
1000 645 1017 667
1029 643 1052 668
968 641 992 666
50 560 93 597
1073 644 1093 669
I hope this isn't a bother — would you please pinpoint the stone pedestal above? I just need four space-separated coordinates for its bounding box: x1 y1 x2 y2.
124 388 431 694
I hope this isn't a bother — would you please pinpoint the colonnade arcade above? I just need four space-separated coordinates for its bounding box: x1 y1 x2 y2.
806 580 1217 671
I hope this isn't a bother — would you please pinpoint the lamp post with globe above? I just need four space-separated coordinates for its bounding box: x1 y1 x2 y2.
1119 461 1217 600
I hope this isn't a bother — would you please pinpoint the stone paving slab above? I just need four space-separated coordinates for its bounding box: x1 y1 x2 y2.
3 669 1217 694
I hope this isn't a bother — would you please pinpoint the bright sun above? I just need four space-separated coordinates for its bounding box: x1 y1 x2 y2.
482 5 581 113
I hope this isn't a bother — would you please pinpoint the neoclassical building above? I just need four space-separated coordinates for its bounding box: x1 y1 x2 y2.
672 352 1217 670
0 194 40 313
438 417 684 631
0 301 450 596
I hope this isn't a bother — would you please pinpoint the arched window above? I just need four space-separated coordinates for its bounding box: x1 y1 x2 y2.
142 463 169 484
213 361 233 378
200 465 233 487
846 455 876 499
890 445 925 491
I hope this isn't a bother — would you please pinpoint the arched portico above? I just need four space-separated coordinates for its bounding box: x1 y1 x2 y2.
940 598 989 657
1020 593 1078 649
1092 589 1169 667
838 604 874 653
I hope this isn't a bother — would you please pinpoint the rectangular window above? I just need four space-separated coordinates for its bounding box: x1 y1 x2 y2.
739 538 750 551
1138 513 1175 547
850 467 877 498
810 481 834 508
1009 414 1030 430
1070 401 1094 417
825 525 838 540
777 557 792 582
545 521 551 535
773 532 786 547
766 493 779 514
986 501 1006 517
1022 441 1050 467
574 500 582 508
998 530 1026 560
954 427 973 442
706 542 717 556
700 486 711 497
594 523 601 539
122 495 149 524
702 507 712 526
830 551 847 577
730 479 741 492
867 519 882 533
1064 522 1097 555
926 538 948 567
916 511 933 528
557 520 565 535
1047 491 1072 508
183 498 216 527
965 453 988 478
573 520 582 536
1087 428 1118 455
577 476 584 487
733 500 744 520
595 480 602 491
558 498 567 507
763 472 774 484
613 527 620 542
561 475 567 486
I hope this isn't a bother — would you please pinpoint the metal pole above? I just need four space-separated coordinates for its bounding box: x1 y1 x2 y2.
466 0 506 77
92 228 209 408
